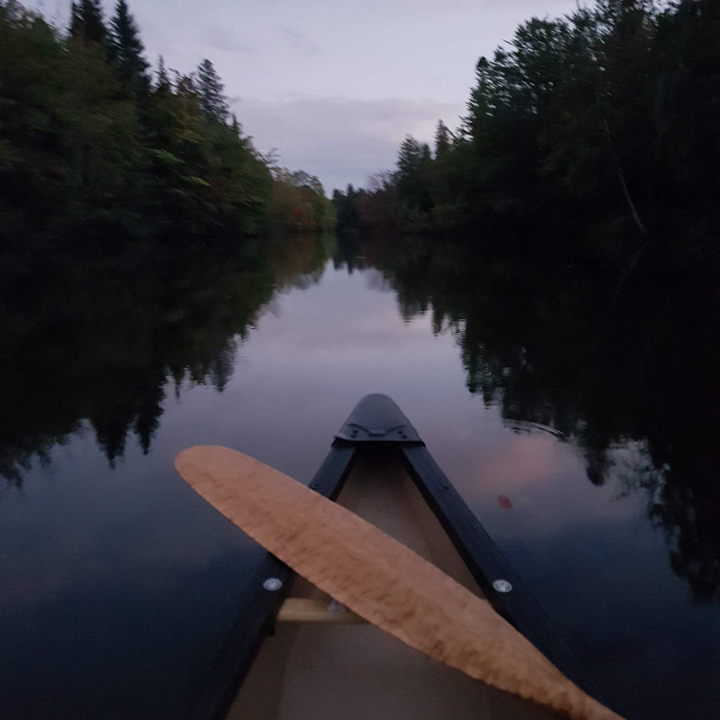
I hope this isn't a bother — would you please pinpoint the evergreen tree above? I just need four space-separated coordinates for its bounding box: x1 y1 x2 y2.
1 0 328 241
396 136 427 204
466 56 492 140
69 0 107 46
393 136 433 230
231 113 241 138
0 1 67 232
434 120 452 157
4 0 720 254
396 136 423 184
69 1 82 36
109 0 149 96
155 55 171 94
61 37 144 221
195 58 229 123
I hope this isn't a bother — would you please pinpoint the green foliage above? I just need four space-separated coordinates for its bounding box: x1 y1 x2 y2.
0 1 328 250
434 120 451 157
0 3 69 234
335 0 719 265
269 169 335 232
108 0 150 97
61 38 144 219
395 135 433 224
195 58 229 123
70 0 107 46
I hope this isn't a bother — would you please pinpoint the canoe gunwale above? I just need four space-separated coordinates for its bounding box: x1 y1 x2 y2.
193 445 358 720
193 554 293 720
192 393 602 719
399 444 600 697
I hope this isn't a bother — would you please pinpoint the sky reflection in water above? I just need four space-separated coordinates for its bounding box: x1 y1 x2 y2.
1 235 718 720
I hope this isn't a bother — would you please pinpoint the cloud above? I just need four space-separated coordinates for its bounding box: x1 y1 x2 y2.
234 95 465 192
24 0 578 194
281 26 321 57
200 26 255 54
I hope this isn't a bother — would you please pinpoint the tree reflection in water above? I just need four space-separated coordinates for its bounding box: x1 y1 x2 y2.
1 230 718 604
334 234 720 604
0 234 330 486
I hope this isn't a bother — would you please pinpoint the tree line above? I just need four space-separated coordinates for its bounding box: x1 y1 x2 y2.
0 0 334 254
334 0 719 267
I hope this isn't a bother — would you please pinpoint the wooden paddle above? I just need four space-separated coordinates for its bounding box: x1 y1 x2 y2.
175 445 624 720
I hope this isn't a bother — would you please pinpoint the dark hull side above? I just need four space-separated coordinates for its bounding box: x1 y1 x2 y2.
190 394 602 719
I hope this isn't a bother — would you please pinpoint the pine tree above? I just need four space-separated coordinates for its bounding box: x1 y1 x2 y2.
109 0 149 95
69 1 83 36
466 56 492 143
231 113 242 138
85 0 106 43
70 0 107 46
395 136 433 214
434 120 452 157
155 55 171 94
396 136 423 183
196 58 229 123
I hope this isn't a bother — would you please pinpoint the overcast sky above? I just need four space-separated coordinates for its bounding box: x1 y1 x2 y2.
38 0 577 192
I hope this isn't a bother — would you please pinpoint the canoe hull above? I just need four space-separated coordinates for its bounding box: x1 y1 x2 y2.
189 394 602 719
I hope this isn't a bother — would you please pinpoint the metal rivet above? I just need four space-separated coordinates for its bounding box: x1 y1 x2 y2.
492 579 512 593
263 577 283 592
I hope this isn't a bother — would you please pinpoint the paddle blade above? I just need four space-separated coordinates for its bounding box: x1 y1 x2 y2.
175 445 623 720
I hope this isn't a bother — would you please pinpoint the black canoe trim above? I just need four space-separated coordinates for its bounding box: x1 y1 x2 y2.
194 554 293 720
334 393 423 444
339 395 600 696
399 444 600 697
195 393 602 719
308 444 359 499
194 444 358 720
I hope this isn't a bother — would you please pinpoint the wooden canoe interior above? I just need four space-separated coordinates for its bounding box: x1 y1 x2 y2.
229 448 557 720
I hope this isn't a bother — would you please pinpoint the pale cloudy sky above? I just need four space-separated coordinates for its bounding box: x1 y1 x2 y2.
37 0 577 191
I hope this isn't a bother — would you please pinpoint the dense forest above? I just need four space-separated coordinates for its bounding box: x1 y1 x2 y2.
0 0 335 256
334 0 719 269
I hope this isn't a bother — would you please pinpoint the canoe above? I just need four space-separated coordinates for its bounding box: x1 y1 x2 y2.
185 394 609 720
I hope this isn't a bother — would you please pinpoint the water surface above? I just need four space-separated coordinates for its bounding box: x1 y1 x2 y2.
1 234 719 719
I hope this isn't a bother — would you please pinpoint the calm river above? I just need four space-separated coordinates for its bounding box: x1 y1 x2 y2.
1 233 719 719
